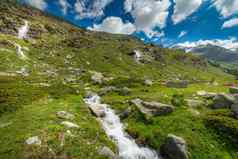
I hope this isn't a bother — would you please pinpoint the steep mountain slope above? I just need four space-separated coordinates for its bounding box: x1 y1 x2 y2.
0 1 237 159
174 44 238 63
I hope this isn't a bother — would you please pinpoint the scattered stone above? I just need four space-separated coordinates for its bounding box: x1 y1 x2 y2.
229 87 238 94
61 121 79 129
231 104 238 119
144 79 153 86
211 93 236 109
56 111 75 120
99 86 118 96
88 104 106 118
186 99 204 108
91 72 104 84
160 134 188 159
196 91 217 99
166 80 188 88
25 136 41 146
98 146 116 159
130 99 174 116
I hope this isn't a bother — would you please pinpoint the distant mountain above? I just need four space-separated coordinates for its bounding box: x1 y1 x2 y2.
173 44 238 63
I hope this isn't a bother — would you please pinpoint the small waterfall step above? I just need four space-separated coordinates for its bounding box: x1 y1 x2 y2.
84 93 160 159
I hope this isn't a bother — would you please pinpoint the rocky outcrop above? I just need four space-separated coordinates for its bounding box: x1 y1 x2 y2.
130 99 174 116
166 81 188 88
160 134 188 159
211 93 236 109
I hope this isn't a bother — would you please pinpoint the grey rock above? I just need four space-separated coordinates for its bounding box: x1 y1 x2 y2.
99 146 116 159
56 111 75 120
144 79 153 86
99 86 118 96
130 99 174 116
119 87 131 96
186 99 204 108
91 72 104 84
25 136 41 145
160 134 188 159
166 81 188 88
61 121 79 129
211 93 236 109
88 104 106 118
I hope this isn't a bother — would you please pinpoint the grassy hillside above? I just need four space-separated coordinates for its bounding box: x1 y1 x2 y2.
0 1 237 159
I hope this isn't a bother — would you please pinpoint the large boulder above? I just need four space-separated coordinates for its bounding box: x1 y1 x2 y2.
211 93 236 109
166 81 188 88
160 134 188 159
229 87 238 94
130 99 174 116
231 104 238 119
61 121 79 129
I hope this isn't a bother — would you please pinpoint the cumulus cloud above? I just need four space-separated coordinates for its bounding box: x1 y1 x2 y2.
175 38 238 51
24 0 47 10
222 18 238 29
178 31 187 38
124 0 171 37
172 0 202 24
88 16 136 35
59 0 71 15
212 0 238 18
74 0 113 19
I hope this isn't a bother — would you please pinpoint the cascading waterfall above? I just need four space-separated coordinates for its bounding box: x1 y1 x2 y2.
84 94 159 159
15 43 28 60
18 20 29 39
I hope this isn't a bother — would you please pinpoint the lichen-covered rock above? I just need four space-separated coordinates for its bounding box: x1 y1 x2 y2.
160 134 188 159
88 104 106 118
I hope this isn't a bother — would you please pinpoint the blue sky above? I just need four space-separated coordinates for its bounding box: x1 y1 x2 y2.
21 0 238 49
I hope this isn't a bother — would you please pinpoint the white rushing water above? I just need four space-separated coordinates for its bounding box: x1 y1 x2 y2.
18 20 29 39
84 94 159 159
134 50 142 63
15 43 28 60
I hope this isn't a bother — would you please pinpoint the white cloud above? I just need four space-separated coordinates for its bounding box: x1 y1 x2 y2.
74 0 113 19
59 0 70 15
88 16 136 35
212 0 238 18
24 0 47 10
124 0 171 37
172 0 202 24
222 18 238 29
175 38 238 51
178 31 187 38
